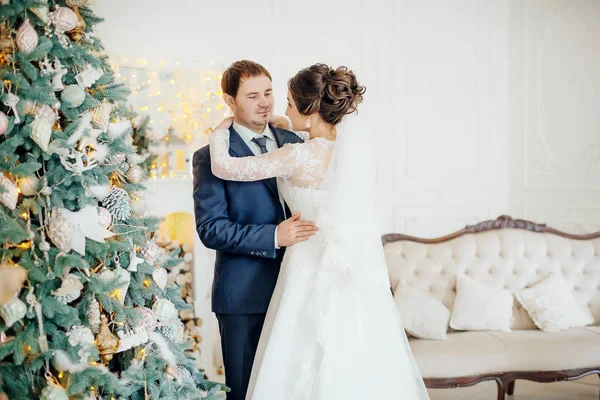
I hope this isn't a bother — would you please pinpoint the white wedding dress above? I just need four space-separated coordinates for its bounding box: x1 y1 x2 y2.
209 117 430 400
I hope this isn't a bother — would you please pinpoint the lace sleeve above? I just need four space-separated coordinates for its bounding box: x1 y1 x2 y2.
209 129 332 186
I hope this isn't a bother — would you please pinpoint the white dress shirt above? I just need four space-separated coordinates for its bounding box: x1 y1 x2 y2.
233 122 285 249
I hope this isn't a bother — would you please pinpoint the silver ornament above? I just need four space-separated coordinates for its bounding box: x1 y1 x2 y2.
47 208 73 252
0 297 27 327
61 84 85 108
0 174 18 210
49 6 78 32
97 207 112 229
91 102 112 132
126 164 144 184
152 268 168 290
30 117 53 152
88 297 101 333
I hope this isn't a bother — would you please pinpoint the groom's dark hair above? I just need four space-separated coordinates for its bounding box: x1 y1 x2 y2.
221 60 272 98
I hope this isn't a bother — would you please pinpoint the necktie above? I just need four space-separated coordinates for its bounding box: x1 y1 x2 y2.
251 136 269 154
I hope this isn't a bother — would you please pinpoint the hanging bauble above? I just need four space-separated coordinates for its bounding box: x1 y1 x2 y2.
47 208 73 252
152 268 168 290
126 164 144 184
66 0 89 7
17 176 42 196
52 273 83 304
68 7 86 43
0 174 18 210
40 383 68 400
30 117 53 152
0 296 27 327
96 314 118 363
88 297 101 333
152 298 178 322
0 111 7 135
140 241 161 266
61 84 85 108
97 207 112 229
16 19 38 53
49 6 78 32
101 187 131 221
134 307 158 332
91 102 112 133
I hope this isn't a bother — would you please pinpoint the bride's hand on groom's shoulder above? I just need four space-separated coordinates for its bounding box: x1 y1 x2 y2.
270 115 289 130
214 116 234 130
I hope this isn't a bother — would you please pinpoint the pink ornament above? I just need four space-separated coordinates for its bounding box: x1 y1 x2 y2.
50 6 78 32
16 19 38 53
0 111 8 135
97 207 112 229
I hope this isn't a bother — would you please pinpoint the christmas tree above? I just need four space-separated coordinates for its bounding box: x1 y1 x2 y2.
0 1 225 399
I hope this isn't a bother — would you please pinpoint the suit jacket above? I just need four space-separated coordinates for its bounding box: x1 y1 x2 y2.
192 124 304 314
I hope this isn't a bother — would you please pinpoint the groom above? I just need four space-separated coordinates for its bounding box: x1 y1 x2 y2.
193 60 318 400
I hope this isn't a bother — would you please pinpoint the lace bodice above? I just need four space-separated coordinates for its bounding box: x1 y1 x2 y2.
209 128 334 190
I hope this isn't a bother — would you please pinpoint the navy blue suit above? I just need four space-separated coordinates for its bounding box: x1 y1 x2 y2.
192 124 303 400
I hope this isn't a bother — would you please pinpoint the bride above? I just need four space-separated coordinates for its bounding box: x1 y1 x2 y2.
209 63 429 400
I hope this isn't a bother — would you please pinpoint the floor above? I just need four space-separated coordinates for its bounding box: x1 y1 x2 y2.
428 374 599 400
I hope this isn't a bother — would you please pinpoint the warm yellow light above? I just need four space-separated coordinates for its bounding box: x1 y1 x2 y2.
123 77 127 81
58 372 64 378
170 79 175 84
20 212 29 220
143 279 151 287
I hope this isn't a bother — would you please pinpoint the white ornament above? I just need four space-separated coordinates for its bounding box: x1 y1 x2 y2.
88 297 101 333
75 64 103 88
30 117 53 152
3 92 21 123
66 325 94 362
152 298 178 321
66 112 101 147
115 326 149 353
50 206 114 255
60 149 97 175
0 174 18 210
18 175 41 196
0 297 27 327
91 102 112 132
127 248 144 272
107 120 132 140
61 84 86 108
99 268 130 305
16 19 38 53
160 319 185 343
97 207 112 229
34 103 56 122
52 273 84 304
152 268 168 290
48 208 73 252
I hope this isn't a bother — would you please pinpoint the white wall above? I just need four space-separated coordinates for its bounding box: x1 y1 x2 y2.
92 0 599 235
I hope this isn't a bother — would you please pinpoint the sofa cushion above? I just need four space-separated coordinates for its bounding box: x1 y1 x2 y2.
409 332 509 378
449 274 513 332
394 281 450 340
486 328 600 371
515 271 594 332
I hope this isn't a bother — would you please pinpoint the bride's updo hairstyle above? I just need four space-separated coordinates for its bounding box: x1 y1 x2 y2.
288 64 366 126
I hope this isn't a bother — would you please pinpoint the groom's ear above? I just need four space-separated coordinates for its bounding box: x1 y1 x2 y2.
223 94 235 111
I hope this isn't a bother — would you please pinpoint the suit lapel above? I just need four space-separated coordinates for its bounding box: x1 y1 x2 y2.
228 126 279 200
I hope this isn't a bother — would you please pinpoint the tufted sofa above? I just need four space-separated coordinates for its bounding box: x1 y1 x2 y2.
383 215 600 400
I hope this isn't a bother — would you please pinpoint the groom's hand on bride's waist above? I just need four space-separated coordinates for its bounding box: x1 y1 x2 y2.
277 212 318 247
